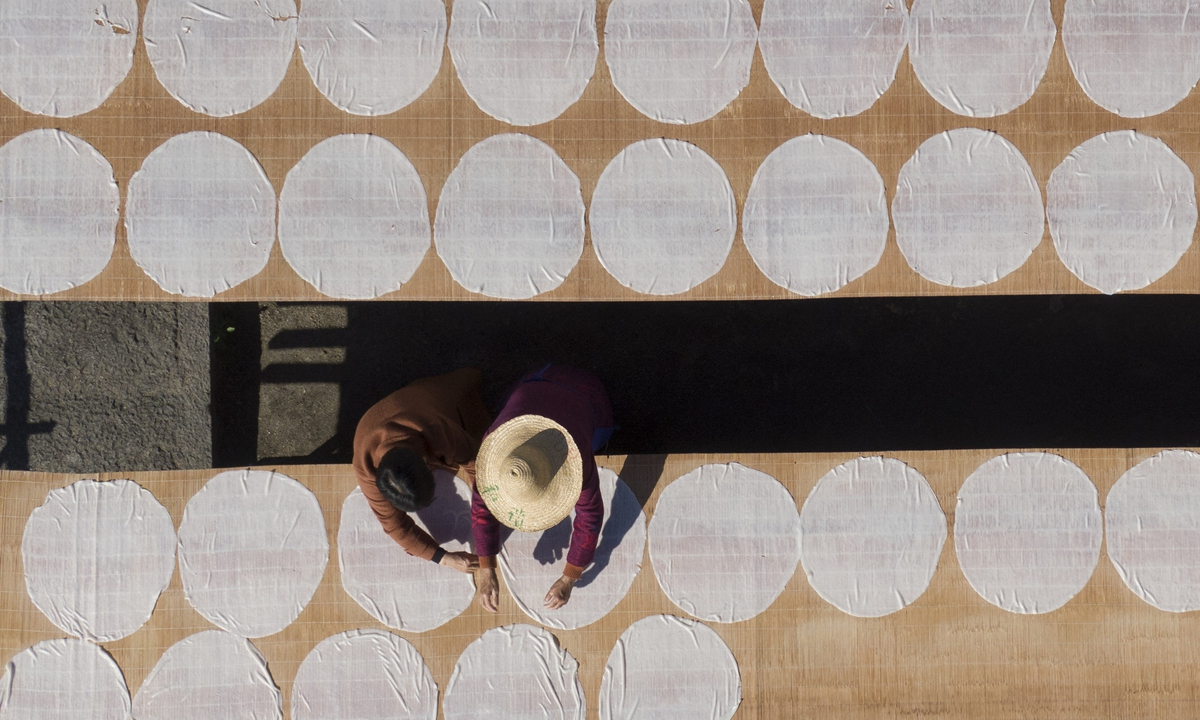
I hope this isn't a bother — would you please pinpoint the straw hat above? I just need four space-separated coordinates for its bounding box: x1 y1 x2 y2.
476 414 583 532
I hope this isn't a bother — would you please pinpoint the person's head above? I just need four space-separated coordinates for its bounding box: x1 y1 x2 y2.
375 446 435 512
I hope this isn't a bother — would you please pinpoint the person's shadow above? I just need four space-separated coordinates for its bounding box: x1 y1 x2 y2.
531 455 667 588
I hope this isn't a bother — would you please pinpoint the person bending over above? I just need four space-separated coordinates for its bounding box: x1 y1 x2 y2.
472 364 614 612
352 368 493 573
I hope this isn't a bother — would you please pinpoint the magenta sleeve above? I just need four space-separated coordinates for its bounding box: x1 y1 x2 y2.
471 486 502 558
566 464 604 570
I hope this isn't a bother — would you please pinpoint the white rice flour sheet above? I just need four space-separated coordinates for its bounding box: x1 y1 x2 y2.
799 456 947 617
0 129 119 295
279 134 431 299
499 468 646 629
648 462 801 623
599 614 740 720
133 630 283 720
177 469 329 638
0 638 131 720
0 0 138 117
1106 450 1200 612
442 624 585 720
339 471 477 633
22 478 175 642
955 452 1102 614
292 629 438 720
758 0 908 119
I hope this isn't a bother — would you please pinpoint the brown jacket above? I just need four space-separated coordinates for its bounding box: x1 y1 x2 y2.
352 368 493 561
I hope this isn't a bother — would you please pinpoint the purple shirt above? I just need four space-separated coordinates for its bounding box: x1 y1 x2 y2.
472 365 613 578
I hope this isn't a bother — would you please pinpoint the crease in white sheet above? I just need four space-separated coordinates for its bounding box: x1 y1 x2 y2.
799 456 947 617
590 138 736 296
125 132 276 298
280 134 431 300
604 0 758 124
1047 130 1196 294
133 630 282 720
743 134 889 296
599 614 740 720
292 629 437 720
449 0 598 126
435 133 585 299
955 452 1102 614
0 638 130 720
909 0 1056 118
1063 0 1200 118
442 624 584 720
1105 449 1200 612
143 0 298 117
499 468 646 630
758 0 908 119
177 470 329 638
0 0 137 117
893 128 1044 288
338 471 476 633
648 463 801 623
22 479 175 642
0 129 119 295
298 0 446 117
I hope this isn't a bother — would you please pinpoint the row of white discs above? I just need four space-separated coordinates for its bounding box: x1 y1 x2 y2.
3 0 1200 122
0 620 738 720
18 450 1200 655
3 125 1196 298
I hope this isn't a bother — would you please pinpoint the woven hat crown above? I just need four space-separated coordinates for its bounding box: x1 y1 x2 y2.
476 415 583 532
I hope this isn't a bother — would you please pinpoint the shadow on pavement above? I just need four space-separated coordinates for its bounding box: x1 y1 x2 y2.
212 295 1200 469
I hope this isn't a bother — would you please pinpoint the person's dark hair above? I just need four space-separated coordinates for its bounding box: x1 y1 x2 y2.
376 446 435 512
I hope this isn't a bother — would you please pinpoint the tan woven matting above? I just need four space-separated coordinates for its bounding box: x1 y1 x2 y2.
2 0 1199 301
2 449 1198 718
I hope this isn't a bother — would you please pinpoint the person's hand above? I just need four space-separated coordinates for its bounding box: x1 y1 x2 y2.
477 568 499 613
544 575 576 610
438 551 479 574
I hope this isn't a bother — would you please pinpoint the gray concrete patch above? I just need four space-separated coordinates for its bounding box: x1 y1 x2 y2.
1 302 210 473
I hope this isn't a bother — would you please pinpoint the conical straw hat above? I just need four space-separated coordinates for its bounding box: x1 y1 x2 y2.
476 414 583 532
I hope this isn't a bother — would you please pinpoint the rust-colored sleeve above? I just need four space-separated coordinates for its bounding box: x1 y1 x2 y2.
357 468 441 562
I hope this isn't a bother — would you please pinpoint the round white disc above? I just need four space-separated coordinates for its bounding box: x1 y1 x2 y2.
178 470 329 638
604 0 758 124
449 0 598 126
743 134 889 296
126 131 277 298
893 128 1044 288
909 0 1056 117
590 138 736 296
1063 0 1200 118
1047 130 1196 294
0 638 130 720
133 631 282 720
442 624 584 720
298 0 446 116
0 0 137 117
499 468 646 629
144 0 297 117
338 471 476 633
599 614 740 720
799 456 947 617
0 129 118 295
23 479 176 642
1106 450 1200 612
955 452 1102 614
434 133 584 299
292 630 437 720
280 134 431 299
758 0 908 119
648 463 801 623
